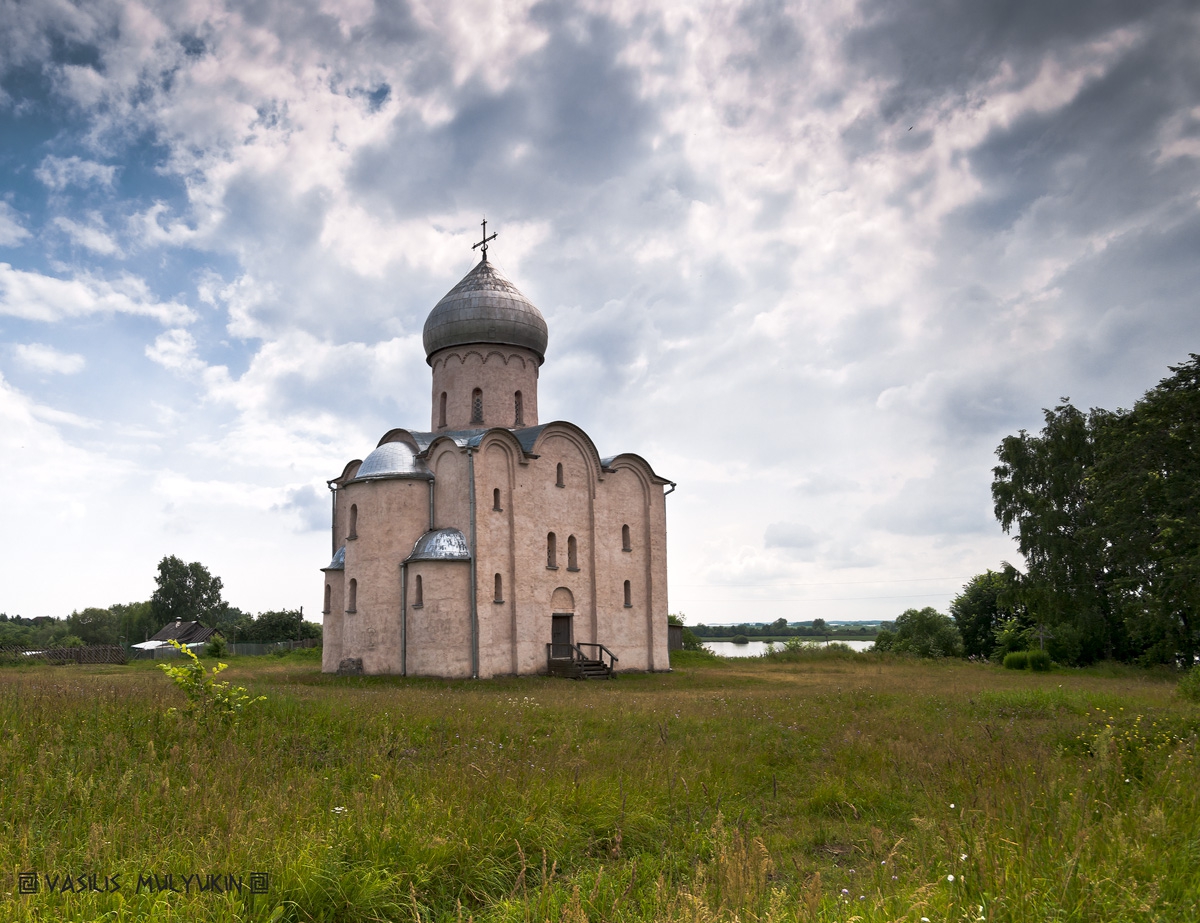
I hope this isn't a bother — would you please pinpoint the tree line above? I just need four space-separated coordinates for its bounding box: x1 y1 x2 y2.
689 617 877 639
877 355 1200 666
0 555 321 650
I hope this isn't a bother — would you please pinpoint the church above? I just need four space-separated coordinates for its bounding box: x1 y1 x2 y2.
320 227 674 678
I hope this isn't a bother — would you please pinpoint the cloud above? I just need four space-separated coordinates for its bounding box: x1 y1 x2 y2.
0 202 30 246
35 155 118 191
273 484 329 532
53 215 122 256
764 522 821 551
145 328 206 374
14 342 86 375
0 264 194 324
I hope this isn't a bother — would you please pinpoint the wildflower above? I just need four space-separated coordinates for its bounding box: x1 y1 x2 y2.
331 806 347 815
950 803 956 808
922 918 931 922
947 874 955 882
960 853 968 860
841 889 849 895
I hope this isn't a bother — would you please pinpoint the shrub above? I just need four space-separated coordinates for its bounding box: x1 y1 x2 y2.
1004 651 1029 670
876 607 962 658
1178 668 1200 703
1027 649 1052 671
157 640 265 726
731 634 750 644
205 634 227 658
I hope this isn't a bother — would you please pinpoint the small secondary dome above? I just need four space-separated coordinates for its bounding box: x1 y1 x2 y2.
406 528 471 562
352 442 433 481
423 259 548 363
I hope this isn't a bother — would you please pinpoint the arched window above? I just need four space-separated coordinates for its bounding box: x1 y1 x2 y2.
471 388 484 425
622 524 631 552
623 580 632 608
547 532 557 568
439 392 447 427
514 390 524 426
348 504 358 540
348 578 358 613
556 463 564 487
494 573 503 603
493 488 502 511
323 583 332 614
414 574 423 608
567 534 578 570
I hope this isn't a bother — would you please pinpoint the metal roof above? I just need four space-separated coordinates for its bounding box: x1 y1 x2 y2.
351 441 434 482
423 259 548 362
324 545 346 571
405 528 471 562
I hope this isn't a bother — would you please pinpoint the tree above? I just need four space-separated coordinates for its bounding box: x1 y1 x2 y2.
872 607 962 658
239 609 321 643
811 618 828 633
950 570 1019 659
150 556 226 628
66 607 119 645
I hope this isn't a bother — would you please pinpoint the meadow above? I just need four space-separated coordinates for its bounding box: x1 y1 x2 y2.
1 647 1197 922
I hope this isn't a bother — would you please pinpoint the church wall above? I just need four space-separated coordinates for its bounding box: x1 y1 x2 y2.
429 347 540 431
340 477 430 674
593 466 653 670
509 432 597 674
432 445 470 533
321 570 345 672
475 439 519 678
404 560 472 678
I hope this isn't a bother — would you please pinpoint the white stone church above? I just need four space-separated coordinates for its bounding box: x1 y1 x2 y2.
320 233 673 678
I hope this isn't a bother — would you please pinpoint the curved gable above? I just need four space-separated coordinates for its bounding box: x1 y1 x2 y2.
530 421 605 487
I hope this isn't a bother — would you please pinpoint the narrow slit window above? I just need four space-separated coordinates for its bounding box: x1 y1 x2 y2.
556 463 564 487
547 532 557 568
323 583 332 614
514 390 524 426
567 534 578 570
348 578 358 613
439 392 447 427
493 488 502 511
623 580 632 608
414 574 423 608
348 504 358 540
622 524 631 551
494 573 503 603
471 388 484 424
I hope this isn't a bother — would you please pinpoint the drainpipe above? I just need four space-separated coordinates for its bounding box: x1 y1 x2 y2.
400 562 408 677
664 480 677 497
428 479 435 530
467 447 479 679
326 479 338 556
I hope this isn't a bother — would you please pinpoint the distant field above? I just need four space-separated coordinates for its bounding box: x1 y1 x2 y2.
2 647 1197 922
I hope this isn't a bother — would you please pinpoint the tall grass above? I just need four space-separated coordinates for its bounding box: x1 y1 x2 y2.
2 651 1196 921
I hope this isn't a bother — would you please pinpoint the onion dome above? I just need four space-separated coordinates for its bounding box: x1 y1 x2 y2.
422 259 548 364
351 441 433 481
405 528 471 562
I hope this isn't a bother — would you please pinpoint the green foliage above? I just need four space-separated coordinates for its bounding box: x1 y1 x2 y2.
151 555 226 628
730 634 750 644
992 355 1200 666
204 634 227 658
1004 651 1029 670
156 640 265 725
810 617 828 632
234 608 322 643
1028 649 1053 671
1178 668 1200 703
951 569 1019 658
872 607 962 658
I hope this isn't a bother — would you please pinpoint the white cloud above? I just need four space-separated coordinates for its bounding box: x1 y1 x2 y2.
53 215 122 256
35 155 118 191
0 202 30 246
145 328 206 374
0 264 194 324
14 342 86 375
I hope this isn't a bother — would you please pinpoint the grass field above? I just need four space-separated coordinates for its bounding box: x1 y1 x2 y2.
2 647 1197 922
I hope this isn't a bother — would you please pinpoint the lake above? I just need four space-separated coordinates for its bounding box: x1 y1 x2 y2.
701 639 876 657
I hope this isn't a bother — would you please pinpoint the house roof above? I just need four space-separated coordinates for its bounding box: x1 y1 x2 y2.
148 620 218 645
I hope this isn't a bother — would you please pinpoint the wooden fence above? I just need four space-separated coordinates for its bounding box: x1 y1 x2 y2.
0 644 127 665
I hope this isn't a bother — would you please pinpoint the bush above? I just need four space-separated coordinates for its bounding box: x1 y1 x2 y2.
1178 668 1200 703
157 640 265 726
1004 651 1029 670
205 634 227 658
1027 649 1052 671
875 607 962 658
731 634 750 644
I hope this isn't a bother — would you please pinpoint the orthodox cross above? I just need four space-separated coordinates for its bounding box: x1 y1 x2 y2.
472 218 497 261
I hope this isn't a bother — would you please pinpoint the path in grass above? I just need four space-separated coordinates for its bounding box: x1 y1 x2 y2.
2 649 1197 922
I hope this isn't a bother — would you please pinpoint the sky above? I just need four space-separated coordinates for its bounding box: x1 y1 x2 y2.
1 0 1198 627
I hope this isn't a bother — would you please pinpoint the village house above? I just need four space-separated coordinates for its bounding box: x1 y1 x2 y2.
320 230 674 678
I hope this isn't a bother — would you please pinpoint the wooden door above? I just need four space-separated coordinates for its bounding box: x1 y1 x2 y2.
551 614 573 659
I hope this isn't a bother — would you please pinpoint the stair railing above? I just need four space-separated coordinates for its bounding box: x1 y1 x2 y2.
575 642 618 673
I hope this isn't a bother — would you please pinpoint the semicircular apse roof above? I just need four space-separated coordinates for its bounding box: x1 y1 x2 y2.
351 441 433 481
423 258 548 362
405 528 471 562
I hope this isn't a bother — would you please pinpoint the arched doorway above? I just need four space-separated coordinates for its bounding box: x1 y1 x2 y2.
550 587 574 659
